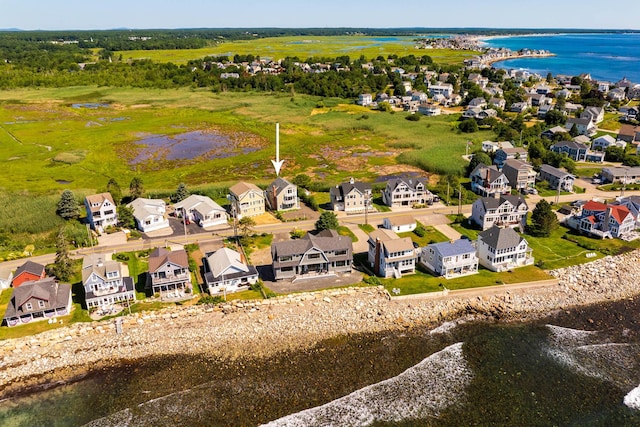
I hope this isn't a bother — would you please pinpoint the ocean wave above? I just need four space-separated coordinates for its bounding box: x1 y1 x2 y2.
430 319 465 335
625 385 640 411
261 342 472 426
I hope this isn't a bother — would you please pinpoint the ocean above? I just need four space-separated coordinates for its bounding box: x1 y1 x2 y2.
483 33 640 83
2 297 640 426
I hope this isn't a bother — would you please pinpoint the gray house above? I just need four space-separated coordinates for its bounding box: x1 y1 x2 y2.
538 164 576 191
3 278 72 327
330 178 373 214
203 247 259 295
265 177 300 211
382 177 434 208
82 253 135 310
471 195 529 231
147 248 192 298
271 230 353 281
419 239 479 279
501 159 536 192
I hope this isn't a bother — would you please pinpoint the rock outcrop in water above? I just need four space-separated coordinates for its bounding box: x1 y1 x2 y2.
1 250 639 399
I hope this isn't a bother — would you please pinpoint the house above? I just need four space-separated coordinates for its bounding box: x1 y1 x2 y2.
489 98 506 109
541 126 569 139
367 229 417 278
550 140 604 163
468 97 487 108
482 140 513 153
471 195 529 231
147 248 192 298
592 135 626 151
462 106 483 119
85 192 118 232
537 104 554 118
128 197 170 233
228 182 266 219
271 229 353 281
477 109 498 120
527 93 547 106
11 261 46 288
174 194 228 228
493 147 528 169
417 103 441 116
419 239 479 279
265 177 300 212
573 201 636 239
613 196 640 229
203 247 258 295
572 134 592 145
357 93 373 106
538 164 576 191
618 124 640 143
0 267 13 290
501 159 537 192
601 166 640 184
382 215 417 233
330 177 373 214
608 87 627 101
580 106 605 124
428 83 454 98
477 226 534 272
382 177 434 208
510 102 529 113
564 118 596 136
82 253 135 310
3 278 72 327
470 163 511 197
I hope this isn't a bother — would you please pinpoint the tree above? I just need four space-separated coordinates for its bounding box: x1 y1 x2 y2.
544 109 566 126
315 211 339 231
129 177 144 200
174 182 189 202
238 216 256 241
49 228 74 282
117 204 136 229
56 189 80 220
459 119 478 133
569 123 579 137
529 200 559 237
605 146 626 162
467 151 492 175
106 178 122 205
292 174 312 189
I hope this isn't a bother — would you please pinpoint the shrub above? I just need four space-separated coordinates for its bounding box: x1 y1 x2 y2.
363 276 382 286
406 114 420 121
197 295 225 305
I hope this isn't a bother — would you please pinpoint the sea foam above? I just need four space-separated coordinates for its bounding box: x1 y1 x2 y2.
261 342 472 427
624 385 640 411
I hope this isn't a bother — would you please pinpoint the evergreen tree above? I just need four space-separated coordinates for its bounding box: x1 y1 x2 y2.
569 123 579 137
117 204 136 229
174 182 189 202
529 200 558 237
50 228 74 282
315 211 339 231
106 178 122 205
129 177 144 200
56 189 80 220
238 216 256 241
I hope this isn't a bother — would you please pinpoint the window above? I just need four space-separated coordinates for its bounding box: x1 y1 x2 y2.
25 302 33 311
335 250 347 256
38 300 46 308
308 253 321 259
279 256 292 262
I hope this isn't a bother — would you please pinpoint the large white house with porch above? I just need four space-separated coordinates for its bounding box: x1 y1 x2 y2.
82 253 136 310
147 248 192 299
477 226 534 272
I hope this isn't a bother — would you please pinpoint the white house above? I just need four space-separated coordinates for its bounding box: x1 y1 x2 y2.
470 163 511 197
174 194 228 228
357 93 373 106
482 140 513 153
330 178 373 214
82 253 135 309
592 135 626 151
419 239 479 279
367 228 417 278
85 193 118 232
471 195 528 231
203 247 258 295
477 226 534 272
382 215 417 233
128 198 170 233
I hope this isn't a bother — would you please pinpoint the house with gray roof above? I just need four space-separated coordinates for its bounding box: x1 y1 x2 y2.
493 147 528 169
564 117 596 136
174 194 228 228
330 178 373 214
11 260 46 288
601 166 640 184
471 195 528 231
538 164 576 192
550 140 604 163
382 176 434 208
580 106 604 124
147 248 192 299
265 177 300 212
271 229 353 281
203 247 258 295
367 229 417 278
501 159 536 192
592 135 626 151
82 253 135 310
3 278 72 327
419 239 478 279
470 163 511 197
128 197 170 233
85 192 117 232
477 226 534 272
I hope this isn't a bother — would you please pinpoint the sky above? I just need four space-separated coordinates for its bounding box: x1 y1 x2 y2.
1 0 639 31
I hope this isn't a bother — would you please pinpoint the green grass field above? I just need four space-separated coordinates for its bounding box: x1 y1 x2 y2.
114 36 479 65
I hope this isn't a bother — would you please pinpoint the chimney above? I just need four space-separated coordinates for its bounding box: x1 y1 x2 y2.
349 177 355 185
374 237 381 276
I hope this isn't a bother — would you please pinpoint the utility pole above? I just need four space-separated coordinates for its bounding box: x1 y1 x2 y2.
621 171 627 197
364 191 371 225
555 177 562 205
458 184 462 215
447 181 450 206
182 207 188 245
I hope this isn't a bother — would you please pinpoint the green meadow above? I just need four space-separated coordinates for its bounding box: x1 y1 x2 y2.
115 36 480 64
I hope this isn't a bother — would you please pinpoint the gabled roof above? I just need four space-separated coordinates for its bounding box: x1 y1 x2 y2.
14 260 45 278
331 179 371 198
593 135 616 144
3 278 71 319
565 117 593 127
479 226 525 250
148 248 189 272
267 177 295 197
582 200 608 212
471 163 505 184
82 253 122 283
502 159 533 171
229 182 262 198
128 198 165 219
206 247 249 278
85 193 115 213
174 194 225 215
273 229 352 258
368 228 414 253
429 239 476 258
608 205 631 225
478 195 527 211
384 215 416 227
551 140 587 151
386 176 426 192
540 164 574 179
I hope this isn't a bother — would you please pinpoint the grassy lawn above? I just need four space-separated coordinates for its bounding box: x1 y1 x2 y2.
114 36 479 65
337 226 358 242
115 250 150 298
380 265 551 296
525 226 604 269
0 302 90 340
599 112 622 131
448 218 481 241
398 224 450 247
563 230 640 256
358 224 375 234
573 166 603 178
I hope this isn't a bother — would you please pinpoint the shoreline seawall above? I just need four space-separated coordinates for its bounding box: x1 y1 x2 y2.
1 249 639 399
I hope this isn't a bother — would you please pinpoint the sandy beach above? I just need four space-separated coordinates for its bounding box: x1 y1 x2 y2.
1 249 639 400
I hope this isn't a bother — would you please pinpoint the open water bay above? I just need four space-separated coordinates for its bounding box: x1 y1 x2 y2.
2 297 640 426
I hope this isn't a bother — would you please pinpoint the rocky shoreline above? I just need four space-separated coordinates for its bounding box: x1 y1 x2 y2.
1 249 639 399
